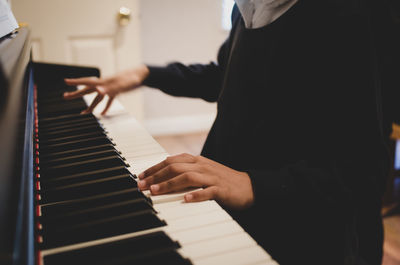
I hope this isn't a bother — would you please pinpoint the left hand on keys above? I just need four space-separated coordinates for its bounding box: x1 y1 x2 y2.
138 153 254 210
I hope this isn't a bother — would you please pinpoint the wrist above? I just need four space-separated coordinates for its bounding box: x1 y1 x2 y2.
137 64 150 83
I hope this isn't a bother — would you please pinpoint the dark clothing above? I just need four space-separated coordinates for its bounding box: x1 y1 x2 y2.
144 1 400 264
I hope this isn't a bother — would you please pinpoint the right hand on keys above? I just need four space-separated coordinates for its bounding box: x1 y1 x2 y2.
63 64 150 115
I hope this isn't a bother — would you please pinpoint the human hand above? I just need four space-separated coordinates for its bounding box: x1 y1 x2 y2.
138 153 254 210
63 64 149 115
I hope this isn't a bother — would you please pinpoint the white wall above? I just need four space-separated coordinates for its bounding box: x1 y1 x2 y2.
139 0 229 136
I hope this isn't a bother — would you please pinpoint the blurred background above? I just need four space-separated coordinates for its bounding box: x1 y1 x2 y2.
11 0 234 140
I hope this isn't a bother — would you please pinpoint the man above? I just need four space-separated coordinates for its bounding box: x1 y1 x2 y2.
64 1 399 264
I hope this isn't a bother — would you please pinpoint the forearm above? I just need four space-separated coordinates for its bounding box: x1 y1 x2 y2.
143 62 223 102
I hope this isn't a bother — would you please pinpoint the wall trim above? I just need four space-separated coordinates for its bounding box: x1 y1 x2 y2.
144 113 216 136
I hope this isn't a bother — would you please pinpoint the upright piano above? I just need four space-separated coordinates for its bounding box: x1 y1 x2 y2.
0 27 278 265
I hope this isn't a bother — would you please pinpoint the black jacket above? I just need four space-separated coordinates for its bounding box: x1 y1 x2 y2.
144 1 400 264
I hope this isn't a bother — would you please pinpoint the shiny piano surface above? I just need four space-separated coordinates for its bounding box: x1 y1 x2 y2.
0 27 278 265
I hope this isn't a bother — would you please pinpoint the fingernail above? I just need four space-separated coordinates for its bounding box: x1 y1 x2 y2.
138 173 145 179
138 180 146 188
185 194 193 202
151 184 159 192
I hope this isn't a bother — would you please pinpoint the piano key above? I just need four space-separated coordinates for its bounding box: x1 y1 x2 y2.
38 136 114 154
169 219 244 246
33 90 277 265
39 156 128 179
179 232 257 260
39 106 86 118
193 246 273 265
39 113 95 125
42 231 182 265
40 210 166 249
40 188 147 216
101 250 191 265
39 198 155 230
38 116 98 130
39 166 131 188
39 174 137 204
39 124 104 139
38 131 107 145
38 116 101 129
40 198 153 222
39 144 115 160
164 209 232 233
39 149 121 168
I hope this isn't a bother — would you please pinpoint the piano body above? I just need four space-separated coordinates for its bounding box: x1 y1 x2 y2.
0 27 278 265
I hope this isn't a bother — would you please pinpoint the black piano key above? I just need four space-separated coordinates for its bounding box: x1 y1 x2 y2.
39 149 121 168
38 102 88 117
39 174 137 204
42 231 183 265
40 173 135 192
38 124 104 139
39 107 86 118
39 98 85 107
40 197 152 220
38 96 81 105
38 116 98 130
40 99 85 108
38 113 94 126
39 166 129 189
38 131 107 145
40 210 166 249
39 115 98 129
39 114 100 128
38 136 114 154
40 188 147 217
39 144 115 160
39 198 154 230
111 250 192 265
39 156 128 179
39 101 87 114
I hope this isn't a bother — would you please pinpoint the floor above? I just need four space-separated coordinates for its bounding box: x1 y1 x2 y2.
154 131 208 156
154 132 400 265
383 206 400 265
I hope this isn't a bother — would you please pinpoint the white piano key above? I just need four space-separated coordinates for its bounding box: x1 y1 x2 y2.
193 246 272 265
164 208 232 233
169 220 244 245
155 200 221 220
179 232 258 260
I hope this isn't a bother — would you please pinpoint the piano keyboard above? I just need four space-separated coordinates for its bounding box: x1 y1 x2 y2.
34 84 278 265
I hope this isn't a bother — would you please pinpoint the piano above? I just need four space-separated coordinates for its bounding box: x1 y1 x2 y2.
0 27 278 265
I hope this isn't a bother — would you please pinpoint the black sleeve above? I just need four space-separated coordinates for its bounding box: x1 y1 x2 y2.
247 160 355 209
379 1 400 128
142 51 226 103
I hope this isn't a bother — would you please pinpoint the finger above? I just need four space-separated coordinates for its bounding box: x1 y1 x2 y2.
63 86 97 100
101 96 114 115
138 162 200 190
149 171 214 195
184 186 219 203
138 153 196 179
81 93 104 114
64 77 102 86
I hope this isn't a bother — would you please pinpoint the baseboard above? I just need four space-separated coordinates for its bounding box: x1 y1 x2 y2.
144 113 216 136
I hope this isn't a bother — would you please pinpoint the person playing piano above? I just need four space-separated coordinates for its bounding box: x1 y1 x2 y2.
63 1 400 264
